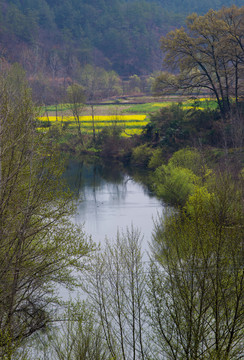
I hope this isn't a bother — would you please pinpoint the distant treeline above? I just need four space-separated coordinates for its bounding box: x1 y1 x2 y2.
0 0 242 79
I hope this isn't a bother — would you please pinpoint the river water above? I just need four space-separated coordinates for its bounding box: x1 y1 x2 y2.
64 159 163 254
29 160 164 358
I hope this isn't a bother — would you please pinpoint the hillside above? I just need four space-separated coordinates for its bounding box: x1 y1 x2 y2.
0 0 242 80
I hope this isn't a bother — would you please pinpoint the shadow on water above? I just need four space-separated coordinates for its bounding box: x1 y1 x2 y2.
62 157 164 249
63 158 126 196
63 157 155 197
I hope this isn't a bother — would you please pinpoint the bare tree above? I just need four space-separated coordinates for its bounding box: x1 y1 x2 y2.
83 227 150 360
79 65 122 142
67 83 86 143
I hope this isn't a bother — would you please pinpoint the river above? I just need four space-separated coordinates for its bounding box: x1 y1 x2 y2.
64 159 163 254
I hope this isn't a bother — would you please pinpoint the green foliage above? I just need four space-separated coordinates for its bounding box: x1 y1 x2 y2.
151 148 212 207
1 0 243 79
149 172 244 359
0 0 183 76
0 64 92 355
47 301 110 360
154 164 198 207
5 3 38 42
168 148 203 175
66 83 86 106
131 144 153 167
95 125 130 159
78 65 122 100
144 103 222 150
96 125 123 145
144 103 189 148
156 6 244 119
148 148 165 169
185 184 212 217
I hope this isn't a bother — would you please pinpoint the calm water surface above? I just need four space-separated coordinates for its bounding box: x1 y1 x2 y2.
65 160 163 252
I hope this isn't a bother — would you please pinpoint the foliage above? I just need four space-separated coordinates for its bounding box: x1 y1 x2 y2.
131 144 153 167
168 148 203 175
96 125 123 144
150 148 212 207
144 103 223 150
0 64 91 356
149 173 244 359
95 124 137 161
154 6 244 119
154 164 199 207
148 148 165 169
0 0 183 77
2 0 242 81
66 83 86 141
78 65 122 101
144 104 190 148
48 301 110 360
67 84 86 106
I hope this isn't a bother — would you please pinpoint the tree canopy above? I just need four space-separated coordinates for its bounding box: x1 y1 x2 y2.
153 6 244 119
0 0 243 78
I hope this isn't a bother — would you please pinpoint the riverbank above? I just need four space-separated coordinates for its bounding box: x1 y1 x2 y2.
38 96 243 178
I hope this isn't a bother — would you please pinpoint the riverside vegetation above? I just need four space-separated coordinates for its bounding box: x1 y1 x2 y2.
0 4 244 360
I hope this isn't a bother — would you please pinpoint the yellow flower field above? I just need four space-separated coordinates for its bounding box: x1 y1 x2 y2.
38 114 149 137
183 106 205 110
39 114 147 122
151 102 173 107
37 98 219 137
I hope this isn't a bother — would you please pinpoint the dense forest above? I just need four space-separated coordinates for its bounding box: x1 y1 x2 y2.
0 0 243 79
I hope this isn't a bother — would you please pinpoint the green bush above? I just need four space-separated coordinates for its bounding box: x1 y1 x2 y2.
143 104 222 151
154 164 199 207
148 148 165 169
168 148 203 175
96 125 122 146
131 144 153 167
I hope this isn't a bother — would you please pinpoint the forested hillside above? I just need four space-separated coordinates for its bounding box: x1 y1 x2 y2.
153 0 242 15
0 0 242 80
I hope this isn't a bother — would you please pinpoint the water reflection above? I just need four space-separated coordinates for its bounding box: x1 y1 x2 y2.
64 159 163 251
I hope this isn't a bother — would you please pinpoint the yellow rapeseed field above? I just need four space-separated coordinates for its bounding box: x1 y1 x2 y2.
183 106 205 110
39 114 147 122
37 99 216 137
38 114 148 137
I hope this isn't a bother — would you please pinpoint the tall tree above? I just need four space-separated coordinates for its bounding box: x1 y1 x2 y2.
67 83 86 142
153 6 244 119
79 65 122 142
0 63 91 357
